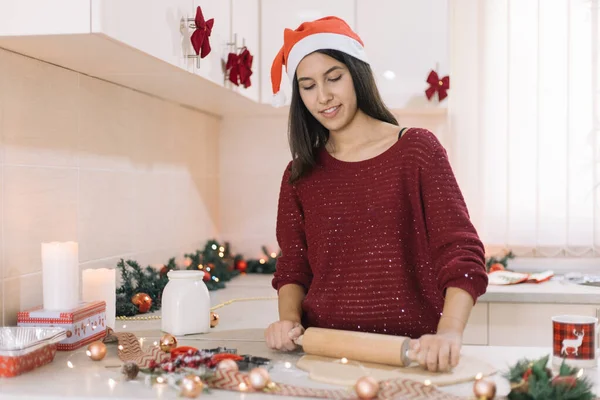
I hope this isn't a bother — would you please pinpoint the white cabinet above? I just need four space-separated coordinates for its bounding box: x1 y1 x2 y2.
230 0 260 102
91 0 195 72
356 0 449 109
193 0 231 85
260 0 356 105
489 303 599 347
0 0 91 36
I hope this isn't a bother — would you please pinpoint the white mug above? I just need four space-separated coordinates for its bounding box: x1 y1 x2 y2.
551 315 598 368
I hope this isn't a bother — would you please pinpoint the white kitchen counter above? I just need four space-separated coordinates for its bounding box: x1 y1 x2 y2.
0 274 598 399
481 278 600 304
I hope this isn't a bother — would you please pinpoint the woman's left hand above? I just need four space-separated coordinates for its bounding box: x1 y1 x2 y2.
408 331 462 372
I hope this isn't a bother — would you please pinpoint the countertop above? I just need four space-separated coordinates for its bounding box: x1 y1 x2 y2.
0 274 598 399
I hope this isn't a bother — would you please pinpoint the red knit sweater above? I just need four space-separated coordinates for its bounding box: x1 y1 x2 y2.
272 128 488 339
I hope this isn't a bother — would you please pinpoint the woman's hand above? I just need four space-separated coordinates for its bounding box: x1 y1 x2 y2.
264 320 305 352
408 330 462 372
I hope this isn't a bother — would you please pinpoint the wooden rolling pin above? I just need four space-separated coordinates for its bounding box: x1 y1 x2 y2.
293 327 412 367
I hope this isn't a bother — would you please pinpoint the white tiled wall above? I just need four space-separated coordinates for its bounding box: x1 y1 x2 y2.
0 49 220 325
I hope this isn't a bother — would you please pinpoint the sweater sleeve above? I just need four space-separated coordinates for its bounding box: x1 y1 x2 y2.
421 144 488 304
271 163 313 292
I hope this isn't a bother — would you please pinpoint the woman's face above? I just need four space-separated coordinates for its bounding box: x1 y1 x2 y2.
295 52 358 132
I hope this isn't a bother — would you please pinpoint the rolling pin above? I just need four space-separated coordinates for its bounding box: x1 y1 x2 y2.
293 327 412 367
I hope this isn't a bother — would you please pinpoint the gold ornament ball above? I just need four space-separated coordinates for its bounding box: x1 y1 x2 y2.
216 359 239 372
248 367 271 390
180 375 204 398
159 333 178 353
473 378 497 399
210 312 220 328
86 341 107 361
355 376 379 400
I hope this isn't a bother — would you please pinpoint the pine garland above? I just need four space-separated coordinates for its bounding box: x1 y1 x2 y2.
505 354 594 400
486 250 515 272
245 246 279 274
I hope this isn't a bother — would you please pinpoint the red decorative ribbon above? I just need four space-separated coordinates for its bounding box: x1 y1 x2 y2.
425 70 450 101
225 47 254 88
190 6 214 58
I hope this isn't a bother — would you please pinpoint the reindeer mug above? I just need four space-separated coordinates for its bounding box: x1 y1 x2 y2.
552 315 598 368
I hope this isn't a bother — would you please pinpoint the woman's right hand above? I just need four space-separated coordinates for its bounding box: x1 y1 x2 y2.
265 320 305 351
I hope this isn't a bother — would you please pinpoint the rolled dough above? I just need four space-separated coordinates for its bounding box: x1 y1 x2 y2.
296 354 496 386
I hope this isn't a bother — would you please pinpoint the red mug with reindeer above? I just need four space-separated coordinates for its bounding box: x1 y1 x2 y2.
552 315 598 368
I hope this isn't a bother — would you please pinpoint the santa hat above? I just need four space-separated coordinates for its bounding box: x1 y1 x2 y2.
270 16 369 107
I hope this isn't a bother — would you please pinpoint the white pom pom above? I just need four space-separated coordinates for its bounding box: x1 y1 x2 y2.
272 91 287 107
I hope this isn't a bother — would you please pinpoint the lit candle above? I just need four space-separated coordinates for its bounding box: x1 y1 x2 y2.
41 241 79 310
82 268 116 329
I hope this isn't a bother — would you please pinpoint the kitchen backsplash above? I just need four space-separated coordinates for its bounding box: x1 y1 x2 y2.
0 48 220 325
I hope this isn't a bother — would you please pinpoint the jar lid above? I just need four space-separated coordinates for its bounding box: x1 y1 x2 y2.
167 270 204 280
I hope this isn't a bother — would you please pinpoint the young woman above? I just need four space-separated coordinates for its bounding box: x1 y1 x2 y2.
264 16 488 373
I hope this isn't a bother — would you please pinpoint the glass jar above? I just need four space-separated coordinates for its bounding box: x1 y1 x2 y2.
161 270 210 335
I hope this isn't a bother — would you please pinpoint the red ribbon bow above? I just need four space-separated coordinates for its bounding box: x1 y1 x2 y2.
190 6 214 58
225 47 254 88
425 70 450 101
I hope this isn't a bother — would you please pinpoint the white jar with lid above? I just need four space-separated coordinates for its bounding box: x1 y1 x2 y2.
161 270 210 335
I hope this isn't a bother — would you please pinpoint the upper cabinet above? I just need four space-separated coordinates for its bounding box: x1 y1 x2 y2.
230 0 260 103
91 0 194 72
260 0 355 106
0 0 448 114
356 0 449 109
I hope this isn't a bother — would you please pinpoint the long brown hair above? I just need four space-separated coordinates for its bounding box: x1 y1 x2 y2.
287 49 398 183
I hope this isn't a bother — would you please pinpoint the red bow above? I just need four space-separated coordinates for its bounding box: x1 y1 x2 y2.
425 70 450 101
190 6 214 58
225 48 254 88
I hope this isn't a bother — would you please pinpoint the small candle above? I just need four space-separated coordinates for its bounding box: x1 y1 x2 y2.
82 268 116 329
42 241 79 310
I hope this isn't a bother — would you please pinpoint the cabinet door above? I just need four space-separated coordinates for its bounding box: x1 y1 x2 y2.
489 303 599 347
92 0 194 72
231 0 260 102
0 0 90 36
260 0 356 105
462 302 488 345
193 0 231 85
356 0 449 109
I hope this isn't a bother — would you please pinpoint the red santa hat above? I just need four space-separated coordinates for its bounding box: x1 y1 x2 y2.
270 16 369 107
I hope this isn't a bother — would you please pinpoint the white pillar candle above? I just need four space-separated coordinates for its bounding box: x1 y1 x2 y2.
82 268 116 329
41 241 79 311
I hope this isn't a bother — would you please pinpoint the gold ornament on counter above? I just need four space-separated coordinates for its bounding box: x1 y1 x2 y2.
131 292 153 313
86 341 107 361
473 377 497 399
216 359 238 372
180 374 204 398
159 333 178 353
210 312 219 328
354 376 379 400
248 367 271 390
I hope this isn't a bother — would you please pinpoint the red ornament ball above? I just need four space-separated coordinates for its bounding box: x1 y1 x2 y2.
131 293 152 313
235 260 247 272
202 272 211 281
552 375 578 389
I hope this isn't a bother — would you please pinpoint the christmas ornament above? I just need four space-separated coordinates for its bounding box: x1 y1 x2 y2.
202 272 211 282
216 359 238 372
473 378 496 399
190 6 214 58
354 376 379 399
86 341 107 361
131 292 152 313
210 312 219 328
425 69 450 102
181 374 204 398
248 367 271 390
159 333 178 353
235 259 247 272
121 361 140 380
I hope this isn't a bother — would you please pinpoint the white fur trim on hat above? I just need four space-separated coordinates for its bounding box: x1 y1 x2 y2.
272 91 287 107
286 32 369 81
